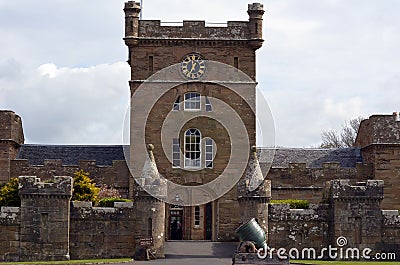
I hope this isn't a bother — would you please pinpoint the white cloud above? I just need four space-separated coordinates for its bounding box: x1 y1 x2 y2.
1 0 400 147
0 61 130 144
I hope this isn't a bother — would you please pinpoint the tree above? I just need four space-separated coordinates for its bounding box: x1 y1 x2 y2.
0 178 20 207
320 116 364 148
72 169 100 203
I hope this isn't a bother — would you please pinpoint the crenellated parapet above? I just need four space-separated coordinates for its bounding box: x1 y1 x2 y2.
0 207 20 226
327 179 384 201
11 159 130 198
124 1 265 48
383 210 400 227
268 203 329 223
18 176 72 198
18 176 72 262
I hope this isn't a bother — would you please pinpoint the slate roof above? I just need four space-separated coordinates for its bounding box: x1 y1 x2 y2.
261 148 363 168
16 145 362 168
17 145 127 166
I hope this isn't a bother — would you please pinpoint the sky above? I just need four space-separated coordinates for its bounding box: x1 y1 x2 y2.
0 0 399 147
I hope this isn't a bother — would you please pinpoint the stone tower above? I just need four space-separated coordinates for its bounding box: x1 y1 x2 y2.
18 176 73 261
248 3 265 41
0 110 24 184
133 144 166 259
355 112 400 209
124 1 265 241
237 146 271 233
327 179 383 251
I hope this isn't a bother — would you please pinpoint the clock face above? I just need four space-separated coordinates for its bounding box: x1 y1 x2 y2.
180 53 206 80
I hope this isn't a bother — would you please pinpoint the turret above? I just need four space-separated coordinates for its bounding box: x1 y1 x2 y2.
0 110 24 183
247 3 265 40
124 1 141 38
18 176 73 261
237 146 271 233
133 144 166 260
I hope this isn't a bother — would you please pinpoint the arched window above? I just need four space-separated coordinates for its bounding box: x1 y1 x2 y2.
184 128 201 168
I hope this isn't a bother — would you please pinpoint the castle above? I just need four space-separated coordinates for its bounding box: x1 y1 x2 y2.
1 1 400 262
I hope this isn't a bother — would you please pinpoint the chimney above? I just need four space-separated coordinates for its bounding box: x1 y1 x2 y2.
393 112 400 122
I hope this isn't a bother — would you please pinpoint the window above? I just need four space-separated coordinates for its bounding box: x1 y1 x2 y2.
194 206 200 227
184 92 201 111
172 138 181 168
205 139 214 168
205 96 212 112
173 97 180 111
184 128 201 168
234 57 239 70
149 56 154 74
148 217 153 236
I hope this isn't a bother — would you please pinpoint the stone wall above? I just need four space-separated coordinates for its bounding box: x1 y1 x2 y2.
0 110 24 183
381 210 400 259
69 201 136 260
355 113 400 209
10 160 130 198
266 163 372 203
268 203 329 258
0 207 20 262
327 179 384 251
19 176 72 261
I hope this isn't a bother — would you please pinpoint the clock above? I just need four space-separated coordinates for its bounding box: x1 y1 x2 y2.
180 53 206 80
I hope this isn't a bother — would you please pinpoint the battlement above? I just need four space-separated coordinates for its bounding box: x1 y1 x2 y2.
124 1 264 42
137 20 250 40
124 1 140 10
0 207 19 225
383 210 400 227
70 201 135 222
356 112 400 148
0 110 24 145
268 203 328 222
328 179 384 200
18 176 73 197
248 3 264 11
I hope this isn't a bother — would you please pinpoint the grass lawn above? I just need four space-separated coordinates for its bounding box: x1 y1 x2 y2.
292 261 400 265
0 258 132 265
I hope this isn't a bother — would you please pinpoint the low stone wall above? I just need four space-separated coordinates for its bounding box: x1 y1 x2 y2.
69 201 136 260
10 160 130 197
381 210 400 260
0 207 20 262
268 204 329 259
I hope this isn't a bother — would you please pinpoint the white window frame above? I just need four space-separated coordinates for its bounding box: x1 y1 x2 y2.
184 92 201 111
205 138 214 168
173 96 180 111
205 96 213 112
184 128 201 168
172 138 181 168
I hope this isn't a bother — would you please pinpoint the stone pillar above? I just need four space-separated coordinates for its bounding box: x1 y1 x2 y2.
124 1 140 38
237 146 271 234
327 179 383 251
248 3 265 40
18 176 73 261
133 145 166 259
0 110 24 184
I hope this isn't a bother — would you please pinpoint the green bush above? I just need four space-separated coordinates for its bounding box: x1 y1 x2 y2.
72 170 100 203
270 199 309 209
0 178 20 207
97 198 132 207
